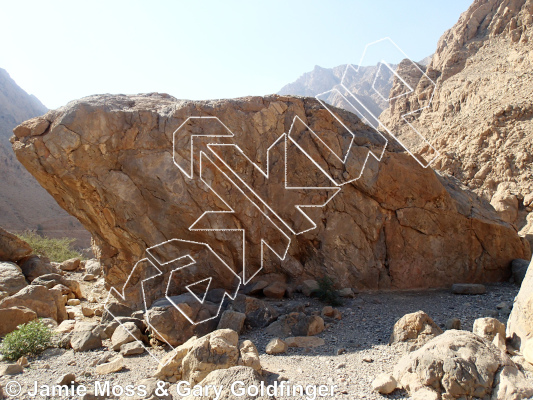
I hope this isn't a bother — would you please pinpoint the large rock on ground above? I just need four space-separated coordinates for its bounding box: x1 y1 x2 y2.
265 312 324 337
18 255 59 282
0 261 27 299
508 258 533 352
31 273 82 298
11 94 529 303
145 293 218 347
0 306 37 336
0 284 66 322
0 227 32 262
392 330 533 399
389 310 443 351
154 329 257 384
183 366 274 400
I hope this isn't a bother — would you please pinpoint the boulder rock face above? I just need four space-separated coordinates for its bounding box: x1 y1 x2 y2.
379 0 533 247
0 284 66 322
389 310 443 350
507 258 533 352
0 261 28 299
11 94 529 305
0 306 37 336
0 227 32 262
392 330 533 399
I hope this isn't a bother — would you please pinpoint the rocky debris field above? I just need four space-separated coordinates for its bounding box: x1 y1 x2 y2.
1 271 532 399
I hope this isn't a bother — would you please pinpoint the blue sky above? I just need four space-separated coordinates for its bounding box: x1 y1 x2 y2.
1 0 472 109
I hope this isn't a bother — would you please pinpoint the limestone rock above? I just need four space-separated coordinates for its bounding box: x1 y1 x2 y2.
0 363 23 376
238 340 261 372
84 259 103 277
265 338 288 354
263 282 286 299
452 283 486 295
523 340 533 365
55 320 76 334
301 280 319 297
111 321 141 351
120 341 145 356
507 258 533 352
0 306 38 336
338 287 355 298
60 258 80 271
0 227 32 262
378 0 533 249
70 322 102 352
11 94 529 304
389 310 443 350
445 318 461 330
216 310 246 333
95 355 124 374
56 373 76 385
32 273 82 298
371 373 397 395
182 366 274 400
0 261 27 297
0 284 66 322
182 329 240 384
229 294 279 328
265 312 325 337
18 255 59 282
145 294 217 347
492 365 533 400
248 280 268 295
393 330 530 399
473 317 506 343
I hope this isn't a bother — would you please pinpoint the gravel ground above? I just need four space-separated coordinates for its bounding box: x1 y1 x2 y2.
1 282 532 400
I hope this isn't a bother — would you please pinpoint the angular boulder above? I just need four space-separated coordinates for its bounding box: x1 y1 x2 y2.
265 312 324 337
389 310 443 350
0 284 66 322
18 255 59 282
0 227 32 262
11 94 530 305
0 261 28 299
392 330 533 399
0 306 38 336
145 293 218 347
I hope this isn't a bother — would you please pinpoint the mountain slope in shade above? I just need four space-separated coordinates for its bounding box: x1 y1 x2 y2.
0 68 90 247
379 0 533 247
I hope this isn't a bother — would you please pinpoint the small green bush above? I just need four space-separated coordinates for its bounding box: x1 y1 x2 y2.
312 276 343 306
0 319 52 361
16 230 82 262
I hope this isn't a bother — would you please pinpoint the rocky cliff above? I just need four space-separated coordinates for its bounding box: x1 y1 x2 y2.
379 0 533 248
11 93 529 304
0 68 90 246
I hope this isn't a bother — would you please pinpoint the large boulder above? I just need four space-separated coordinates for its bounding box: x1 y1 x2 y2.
0 261 28 299
507 258 533 352
0 306 38 336
228 294 278 328
11 94 530 304
145 294 218 347
389 310 443 351
182 366 274 400
0 227 32 262
0 284 66 322
31 273 82 298
265 312 325 337
154 329 259 384
18 255 60 282
392 330 533 399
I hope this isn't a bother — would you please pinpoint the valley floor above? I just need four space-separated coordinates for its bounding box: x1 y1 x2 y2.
1 283 531 400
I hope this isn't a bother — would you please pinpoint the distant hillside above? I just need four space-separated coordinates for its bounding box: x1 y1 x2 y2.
0 68 90 247
278 57 432 121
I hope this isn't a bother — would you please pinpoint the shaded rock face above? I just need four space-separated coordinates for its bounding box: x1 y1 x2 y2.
507 258 533 352
379 0 533 247
12 94 529 308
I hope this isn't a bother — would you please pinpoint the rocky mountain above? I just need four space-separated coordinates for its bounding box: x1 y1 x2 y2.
0 68 90 246
379 0 533 248
11 94 529 302
277 56 432 125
